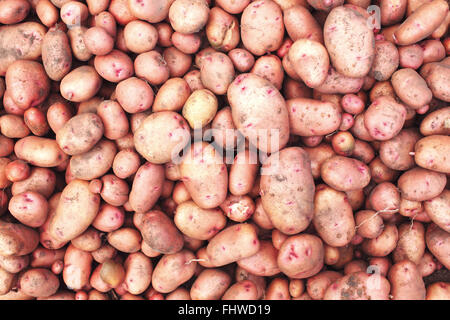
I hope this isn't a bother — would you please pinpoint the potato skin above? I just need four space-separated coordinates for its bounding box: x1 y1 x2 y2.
313 185 355 247
414 135 450 174
14 137 67 168
42 25 72 81
324 6 375 78
190 269 231 300
19 268 59 298
60 66 102 102
151 250 197 293
391 68 432 109
237 241 280 277
63 244 92 291
48 180 100 242
240 0 284 56
424 189 450 233
379 128 422 171
124 252 153 295
260 147 315 235
397 167 447 201
321 156 371 192
206 224 260 267
0 221 39 257
420 107 450 136
393 221 426 264
287 98 341 137
228 73 289 154
277 234 324 279
388 260 426 300
426 223 450 269
129 162 164 213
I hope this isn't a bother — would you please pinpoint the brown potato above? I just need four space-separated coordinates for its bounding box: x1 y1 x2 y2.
19 268 59 298
63 244 92 290
397 167 447 201
426 223 450 269
107 228 141 253
361 224 398 257
42 24 72 81
388 260 426 300
324 272 390 300
379 128 422 171
190 269 231 300
391 68 432 109
414 135 450 174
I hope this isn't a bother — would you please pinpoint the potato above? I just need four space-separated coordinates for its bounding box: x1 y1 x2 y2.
361 224 398 257
321 155 370 191
216 0 250 14
284 5 323 43
228 73 289 153
151 250 197 293
303 143 335 179
368 182 401 218
14 136 67 168
234 267 266 299
0 115 30 138
379 128 422 171
63 244 92 290
228 49 255 73
19 268 59 298
388 260 426 300
48 180 100 242
423 189 449 232
394 0 449 45
324 272 390 300
306 271 342 300
190 269 231 300
426 223 450 269
313 185 355 247
210 106 239 151
222 280 259 300
426 282 450 300
380 0 407 26
163 46 192 77
370 40 399 81
0 267 15 295
174 201 226 241
94 49 134 83
391 68 432 109
414 135 450 174
169 0 209 34
287 98 341 137
240 0 284 56
135 210 184 254
265 278 290 300
41 25 72 81
206 224 260 267
200 52 235 95
60 66 102 102
107 228 141 253
129 162 164 213
60 1 88 26
0 254 29 273
182 89 218 129
123 20 158 54
206 7 239 52
229 149 259 196
11 167 55 198
277 234 324 279
398 44 424 69
260 147 314 234
67 26 92 62
8 191 48 228
0 0 30 24
421 62 450 102
0 22 46 76
70 139 117 180
97 100 129 140
237 241 280 277
393 221 425 264
83 27 114 56
324 6 375 78
397 167 447 201
124 252 152 295
420 107 450 136
127 0 171 23
153 78 191 113
315 67 364 94
364 96 407 141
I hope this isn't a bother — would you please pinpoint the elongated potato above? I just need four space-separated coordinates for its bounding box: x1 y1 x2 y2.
227 73 290 153
229 149 258 196
42 24 72 81
391 68 432 109
260 147 315 235
129 162 164 213
206 224 260 267
388 260 426 300
414 135 450 174
370 40 399 81
124 252 152 295
321 156 371 191
397 167 447 201
63 244 92 291
60 66 102 102
313 185 355 247
190 269 231 300
14 136 67 168
19 268 59 298
48 180 100 242
420 107 450 136
426 223 450 269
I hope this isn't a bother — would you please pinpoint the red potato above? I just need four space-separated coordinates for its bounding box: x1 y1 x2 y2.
0 0 30 25
190 269 231 300
251 55 284 90
321 156 371 192
388 260 426 300
8 191 48 228
206 7 239 52
94 49 134 83
124 20 158 54
83 27 114 56
284 5 323 43
60 1 88 26
42 25 72 81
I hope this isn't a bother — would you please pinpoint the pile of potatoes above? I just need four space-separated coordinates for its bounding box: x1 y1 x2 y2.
0 0 449 301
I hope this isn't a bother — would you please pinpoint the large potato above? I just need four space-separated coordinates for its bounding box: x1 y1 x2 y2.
321 156 371 191
260 147 315 235
397 167 447 201
414 135 450 174
227 73 289 154
391 68 432 109
42 24 72 81
14 137 67 168
388 260 426 300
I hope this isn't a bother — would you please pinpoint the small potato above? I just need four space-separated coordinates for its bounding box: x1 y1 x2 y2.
135 210 184 254
163 47 192 77
113 149 140 179
324 272 390 300
67 26 92 62
14 137 67 168
265 278 290 300
355 210 384 239
71 228 101 252
380 0 407 26
284 5 323 43
124 252 153 295
56 113 104 156
222 280 259 300
153 78 191 113
115 77 154 114
234 267 266 299
229 149 259 196
23 107 49 137
211 107 239 151
379 128 421 171
86 0 109 15
388 260 426 300
237 241 280 277
0 221 39 257
134 111 191 164
313 185 355 247
394 0 449 45
152 250 197 293
426 223 450 269
220 195 255 222
169 0 210 34
174 201 226 241
206 7 239 52
97 100 129 140
370 40 399 81
42 25 72 81
94 49 134 83
277 234 324 279
8 191 48 228
324 6 375 78
92 204 125 233
107 228 141 253
251 55 284 90
83 27 115 56
306 271 342 300
93 11 117 38
200 52 235 95
252 198 274 230
206 224 260 267
19 268 59 298
70 140 117 180
393 221 426 264
91 244 117 264
321 156 371 192
60 66 102 102
63 244 93 290
182 89 218 129
361 224 398 257
0 115 30 138
315 67 364 94
414 135 450 174
391 68 432 109
123 20 158 54
190 269 231 300
99 174 129 207
421 40 446 63
48 180 100 242
344 260 369 275
241 0 284 56
397 167 447 201
228 49 255 73
288 98 341 137
398 44 424 69
420 107 450 136
368 182 400 218
261 147 315 235
60 1 88 26
303 143 335 180
11 167 55 198
364 96 406 141
171 32 201 55
184 70 205 91
5 60 50 110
